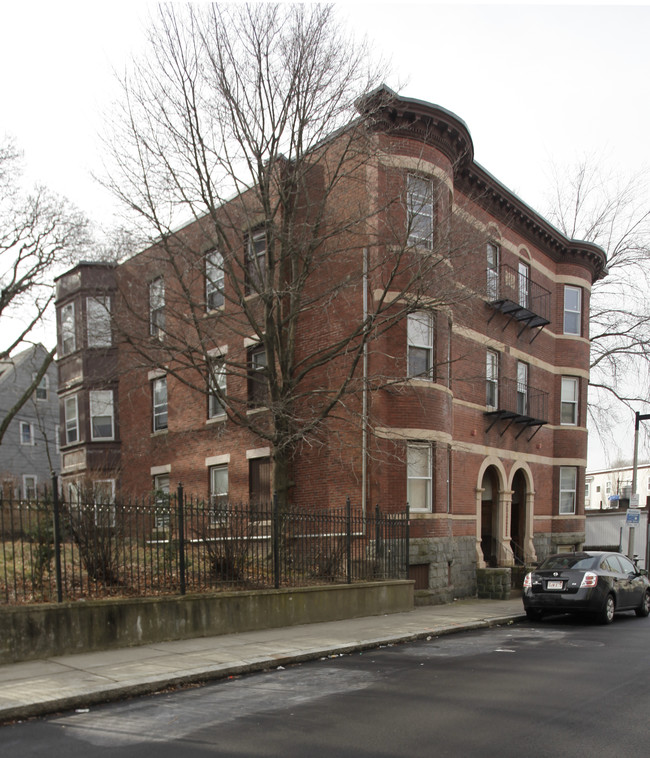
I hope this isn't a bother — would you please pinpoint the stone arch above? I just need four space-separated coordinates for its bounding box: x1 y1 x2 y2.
475 458 510 568
508 462 537 566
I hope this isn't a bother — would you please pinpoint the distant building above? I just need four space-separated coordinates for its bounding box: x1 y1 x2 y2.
0 344 59 498
585 464 650 510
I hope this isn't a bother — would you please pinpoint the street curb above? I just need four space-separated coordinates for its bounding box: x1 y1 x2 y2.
0 612 526 724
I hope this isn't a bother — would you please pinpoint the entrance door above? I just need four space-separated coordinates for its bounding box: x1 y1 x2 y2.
511 470 526 564
481 468 499 567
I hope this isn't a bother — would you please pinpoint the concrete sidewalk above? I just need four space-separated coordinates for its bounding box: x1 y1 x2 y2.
0 597 525 724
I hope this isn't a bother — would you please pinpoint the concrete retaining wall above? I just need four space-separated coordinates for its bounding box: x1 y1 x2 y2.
0 580 413 664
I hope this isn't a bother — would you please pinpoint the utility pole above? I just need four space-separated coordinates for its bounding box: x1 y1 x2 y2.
632 411 650 568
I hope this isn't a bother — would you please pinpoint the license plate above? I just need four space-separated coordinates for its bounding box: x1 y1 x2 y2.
547 580 564 590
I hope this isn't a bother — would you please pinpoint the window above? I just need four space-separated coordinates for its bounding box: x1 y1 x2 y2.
20 422 34 446
90 390 115 440
153 473 171 529
407 312 433 379
486 350 499 409
606 481 612 495
22 475 37 500
407 174 434 249
93 480 116 527
87 296 112 347
486 243 499 300
249 457 271 517
64 395 79 444
518 261 530 309
245 231 266 294
206 249 225 310
152 376 168 432
208 360 227 419
60 302 76 355
210 464 229 517
34 374 48 401
247 344 268 407
561 377 578 425
149 278 165 339
563 285 582 335
407 444 432 511
585 481 591 500
559 466 577 514
516 361 528 415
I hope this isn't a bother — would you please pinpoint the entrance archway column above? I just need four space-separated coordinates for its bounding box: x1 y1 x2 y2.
497 488 515 566
524 489 538 564
475 486 486 568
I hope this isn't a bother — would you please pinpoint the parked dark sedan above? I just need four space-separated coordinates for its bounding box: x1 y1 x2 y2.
522 550 650 624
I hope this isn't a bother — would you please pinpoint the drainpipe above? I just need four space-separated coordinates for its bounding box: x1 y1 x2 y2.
362 247 369 520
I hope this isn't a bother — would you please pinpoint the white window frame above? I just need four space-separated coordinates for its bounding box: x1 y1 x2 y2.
486 350 499 409
559 466 577 515
149 277 165 339
208 360 227 419
153 473 171 529
89 389 115 441
486 243 500 300
22 475 37 500
246 231 266 294
560 376 579 425
87 296 112 348
407 443 432 512
19 421 34 446
407 174 434 250
152 376 168 432
206 249 225 310
407 311 434 379
61 302 76 355
209 464 229 520
64 395 79 444
516 361 528 415
563 285 582 335
34 373 48 401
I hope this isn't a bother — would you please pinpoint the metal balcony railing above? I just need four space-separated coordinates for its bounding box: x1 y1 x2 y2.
487 264 551 341
485 377 548 440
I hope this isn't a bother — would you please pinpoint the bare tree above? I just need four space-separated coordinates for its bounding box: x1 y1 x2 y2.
0 138 89 443
101 4 486 504
546 157 650 456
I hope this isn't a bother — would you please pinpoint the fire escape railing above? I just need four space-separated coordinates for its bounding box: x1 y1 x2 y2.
487 264 551 342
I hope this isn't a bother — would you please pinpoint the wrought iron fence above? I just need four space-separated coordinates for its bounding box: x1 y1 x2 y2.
0 483 409 605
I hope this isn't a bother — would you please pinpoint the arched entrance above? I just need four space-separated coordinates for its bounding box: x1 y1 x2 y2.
480 467 499 567
511 469 526 565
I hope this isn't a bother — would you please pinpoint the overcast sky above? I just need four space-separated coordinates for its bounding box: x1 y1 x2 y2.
2 0 648 467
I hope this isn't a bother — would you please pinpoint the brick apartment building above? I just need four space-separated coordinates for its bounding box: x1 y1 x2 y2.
55 87 606 601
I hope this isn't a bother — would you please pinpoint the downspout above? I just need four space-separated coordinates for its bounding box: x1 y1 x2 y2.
362 247 369 520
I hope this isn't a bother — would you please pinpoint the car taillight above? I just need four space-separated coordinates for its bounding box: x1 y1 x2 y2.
523 572 532 588
580 572 598 588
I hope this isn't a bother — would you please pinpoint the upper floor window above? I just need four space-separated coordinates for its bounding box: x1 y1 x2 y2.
407 174 434 249
247 344 268 407
64 395 79 444
152 376 168 432
407 443 432 512
206 249 225 310
559 466 577 515
60 302 76 355
90 390 115 441
87 296 112 347
407 312 434 379
560 377 578 425
486 243 499 300
34 373 48 401
149 278 165 339
516 361 528 415
518 260 530 309
20 421 34 446
245 231 266 294
208 359 227 419
563 285 582 335
486 349 499 409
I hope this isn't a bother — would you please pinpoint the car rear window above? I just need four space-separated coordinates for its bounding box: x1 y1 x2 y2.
538 554 595 570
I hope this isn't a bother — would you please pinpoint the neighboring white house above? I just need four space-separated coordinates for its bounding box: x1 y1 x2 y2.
585 464 650 511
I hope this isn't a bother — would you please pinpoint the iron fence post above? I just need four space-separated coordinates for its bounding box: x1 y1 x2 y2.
405 504 410 580
177 482 186 595
51 472 63 603
346 496 352 584
273 492 280 589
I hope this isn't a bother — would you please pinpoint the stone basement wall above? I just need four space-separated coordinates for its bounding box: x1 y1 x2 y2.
410 536 477 605
476 568 512 600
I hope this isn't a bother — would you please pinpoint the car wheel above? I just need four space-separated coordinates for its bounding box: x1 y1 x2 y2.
635 589 650 618
598 594 615 624
525 608 543 622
